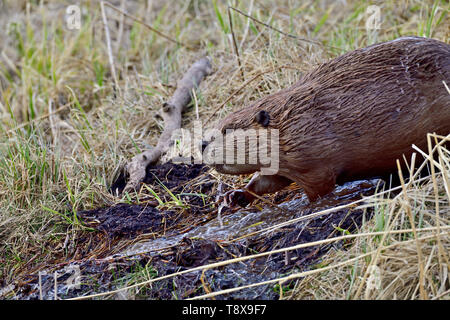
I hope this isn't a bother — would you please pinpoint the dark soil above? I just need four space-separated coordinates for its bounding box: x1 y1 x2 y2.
11 162 382 300
110 161 211 196
77 204 176 238
79 162 215 239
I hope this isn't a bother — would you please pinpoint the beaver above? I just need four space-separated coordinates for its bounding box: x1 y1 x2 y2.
204 36 450 206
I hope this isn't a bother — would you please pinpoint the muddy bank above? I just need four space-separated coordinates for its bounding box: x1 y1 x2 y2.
10 162 383 300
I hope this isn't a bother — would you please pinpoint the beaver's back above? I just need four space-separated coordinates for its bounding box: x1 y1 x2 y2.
278 37 450 181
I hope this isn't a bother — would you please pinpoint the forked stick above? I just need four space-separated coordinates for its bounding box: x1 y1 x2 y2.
123 57 212 193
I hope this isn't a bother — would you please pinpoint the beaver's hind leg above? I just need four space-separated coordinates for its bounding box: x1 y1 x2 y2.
222 173 292 207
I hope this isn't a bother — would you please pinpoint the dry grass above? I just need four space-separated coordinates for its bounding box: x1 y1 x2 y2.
0 0 448 299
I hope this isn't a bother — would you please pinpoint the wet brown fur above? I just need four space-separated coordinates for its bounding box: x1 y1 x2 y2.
212 37 450 202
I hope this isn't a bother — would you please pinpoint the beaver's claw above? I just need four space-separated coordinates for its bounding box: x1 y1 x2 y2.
221 189 253 208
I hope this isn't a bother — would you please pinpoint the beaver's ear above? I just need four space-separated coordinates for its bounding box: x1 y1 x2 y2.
255 110 270 127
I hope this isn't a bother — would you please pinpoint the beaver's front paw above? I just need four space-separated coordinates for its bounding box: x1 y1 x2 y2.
221 189 254 208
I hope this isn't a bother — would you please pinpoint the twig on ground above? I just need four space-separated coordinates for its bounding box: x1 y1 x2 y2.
123 57 213 194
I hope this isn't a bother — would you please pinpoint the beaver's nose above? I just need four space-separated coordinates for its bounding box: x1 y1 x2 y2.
201 140 209 152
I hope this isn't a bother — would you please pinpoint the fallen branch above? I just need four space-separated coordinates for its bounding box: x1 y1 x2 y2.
123 57 212 194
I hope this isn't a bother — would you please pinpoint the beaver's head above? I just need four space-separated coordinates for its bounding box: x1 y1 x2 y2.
203 106 280 176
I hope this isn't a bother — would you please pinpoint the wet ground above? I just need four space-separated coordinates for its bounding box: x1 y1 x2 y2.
10 162 383 300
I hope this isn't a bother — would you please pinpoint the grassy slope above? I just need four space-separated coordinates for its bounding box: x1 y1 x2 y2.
0 0 448 299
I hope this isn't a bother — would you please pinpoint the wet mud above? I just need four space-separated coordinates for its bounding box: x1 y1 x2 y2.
11 162 383 300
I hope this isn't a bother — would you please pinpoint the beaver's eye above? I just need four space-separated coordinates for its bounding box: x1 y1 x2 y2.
255 110 270 127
